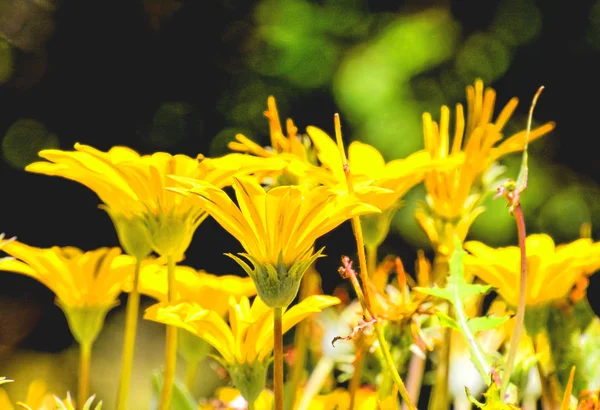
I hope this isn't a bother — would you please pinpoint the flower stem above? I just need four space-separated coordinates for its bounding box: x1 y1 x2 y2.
158 255 178 410
286 274 313 407
333 113 414 409
348 336 365 410
402 351 426 410
185 359 199 392
296 356 335 410
116 257 142 410
78 340 92 410
501 204 527 400
274 306 284 410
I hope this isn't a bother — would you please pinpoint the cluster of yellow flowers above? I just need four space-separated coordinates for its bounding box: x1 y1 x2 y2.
1 80 599 410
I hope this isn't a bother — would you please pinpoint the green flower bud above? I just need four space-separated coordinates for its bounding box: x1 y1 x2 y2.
226 248 324 308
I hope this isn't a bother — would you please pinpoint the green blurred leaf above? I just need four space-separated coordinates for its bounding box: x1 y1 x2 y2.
151 372 197 410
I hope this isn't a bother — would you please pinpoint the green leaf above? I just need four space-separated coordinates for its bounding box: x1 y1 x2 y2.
151 372 197 410
436 311 460 331
414 286 452 301
467 316 509 334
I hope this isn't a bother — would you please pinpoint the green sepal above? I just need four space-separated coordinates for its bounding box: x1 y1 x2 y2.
102 206 152 259
58 301 117 346
226 247 325 308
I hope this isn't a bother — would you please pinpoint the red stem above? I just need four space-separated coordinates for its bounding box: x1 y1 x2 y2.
501 204 527 400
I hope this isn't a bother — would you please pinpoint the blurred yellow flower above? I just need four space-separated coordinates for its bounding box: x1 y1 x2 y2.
168 176 379 307
416 80 555 251
0 380 102 410
228 96 325 188
125 263 256 317
0 239 159 346
0 379 52 410
26 144 285 258
464 234 600 307
199 386 379 410
0 240 137 308
198 386 273 409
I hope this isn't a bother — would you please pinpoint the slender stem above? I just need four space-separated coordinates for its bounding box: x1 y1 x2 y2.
333 114 414 409
78 341 93 410
455 290 490 379
428 325 450 410
402 351 426 410
185 360 199 392
158 255 178 410
366 245 377 282
501 205 527 400
348 337 365 410
248 400 256 410
274 307 284 410
286 274 313 406
373 323 415 410
350 217 374 310
116 257 142 410
295 356 335 410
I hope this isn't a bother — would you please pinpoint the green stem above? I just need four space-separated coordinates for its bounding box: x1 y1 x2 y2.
116 257 142 410
373 323 416 410
366 245 378 282
428 324 450 410
248 400 256 410
501 205 527 400
286 275 312 408
454 287 490 380
78 341 93 410
185 359 199 392
296 356 335 410
158 255 178 410
274 307 284 410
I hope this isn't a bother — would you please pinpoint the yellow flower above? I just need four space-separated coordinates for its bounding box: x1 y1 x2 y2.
0 239 151 344
169 176 380 307
198 386 273 409
145 294 339 403
125 263 256 317
228 96 325 188
26 144 285 258
305 125 460 248
416 80 555 250
306 125 450 211
0 380 102 410
0 379 52 410
464 234 600 307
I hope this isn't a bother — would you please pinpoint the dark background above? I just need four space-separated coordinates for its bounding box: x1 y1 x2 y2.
0 0 599 367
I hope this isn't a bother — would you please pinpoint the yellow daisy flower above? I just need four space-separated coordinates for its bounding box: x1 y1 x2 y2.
305 125 460 248
416 79 555 254
144 294 340 404
0 239 150 345
464 234 600 307
26 144 285 259
168 176 380 308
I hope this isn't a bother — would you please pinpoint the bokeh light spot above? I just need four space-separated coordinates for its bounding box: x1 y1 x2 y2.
455 32 510 83
2 119 59 170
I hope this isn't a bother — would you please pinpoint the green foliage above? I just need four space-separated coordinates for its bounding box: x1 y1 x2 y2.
416 237 508 382
151 372 197 410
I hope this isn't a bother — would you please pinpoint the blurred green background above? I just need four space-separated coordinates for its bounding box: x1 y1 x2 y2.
1 0 599 407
